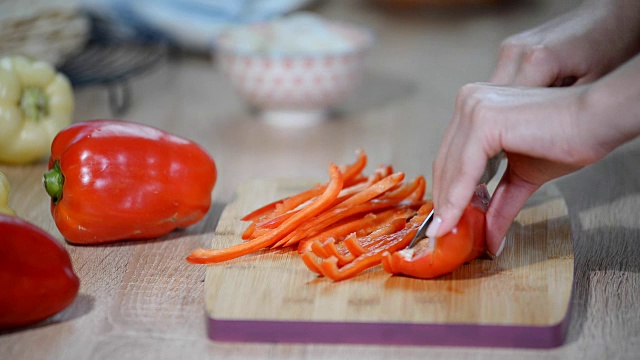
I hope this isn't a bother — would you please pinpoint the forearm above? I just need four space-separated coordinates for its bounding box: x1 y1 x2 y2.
582 53 640 158
579 0 640 62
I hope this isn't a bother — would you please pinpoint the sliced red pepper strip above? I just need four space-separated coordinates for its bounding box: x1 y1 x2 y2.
186 163 344 264
343 217 408 257
301 251 323 274
275 173 406 248
342 233 367 257
241 151 369 237
273 186 325 216
242 225 272 241
343 175 367 187
277 201 389 248
262 163 389 233
241 221 256 240
321 238 355 266
257 186 362 232
341 148 368 188
257 192 357 232
241 185 324 225
316 204 434 281
302 236 359 276
241 150 366 222
259 170 398 243
240 199 280 222
247 181 380 240
373 164 393 178
334 172 405 209
377 176 422 202
296 207 416 254
319 222 418 281
257 198 360 237
254 209 298 231
298 211 390 249
327 163 394 206
406 176 426 203
339 170 383 197
310 239 331 258
281 198 423 249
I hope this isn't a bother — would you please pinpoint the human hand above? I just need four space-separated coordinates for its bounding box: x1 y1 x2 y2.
491 0 640 87
428 0 640 256
427 83 603 256
429 53 640 256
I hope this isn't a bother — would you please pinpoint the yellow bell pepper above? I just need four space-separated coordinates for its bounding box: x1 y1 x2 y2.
0 56 74 164
0 171 15 216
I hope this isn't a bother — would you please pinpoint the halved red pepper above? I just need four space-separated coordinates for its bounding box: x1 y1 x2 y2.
0 214 79 329
43 120 217 244
381 185 489 279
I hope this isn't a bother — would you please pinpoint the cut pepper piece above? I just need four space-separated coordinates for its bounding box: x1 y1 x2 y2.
186 163 344 264
381 184 488 279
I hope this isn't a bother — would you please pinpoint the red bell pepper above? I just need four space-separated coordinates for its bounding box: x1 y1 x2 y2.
381 184 489 279
0 214 79 329
43 120 217 244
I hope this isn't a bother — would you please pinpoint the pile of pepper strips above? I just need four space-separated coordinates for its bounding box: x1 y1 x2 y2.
186 149 460 281
187 149 488 281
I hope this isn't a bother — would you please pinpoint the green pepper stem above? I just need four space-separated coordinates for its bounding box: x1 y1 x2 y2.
20 87 49 122
44 161 64 204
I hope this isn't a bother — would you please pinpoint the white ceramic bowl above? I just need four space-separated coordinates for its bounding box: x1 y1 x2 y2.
214 17 375 126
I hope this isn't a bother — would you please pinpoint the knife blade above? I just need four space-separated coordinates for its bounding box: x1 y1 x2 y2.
407 152 503 250
407 208 434 249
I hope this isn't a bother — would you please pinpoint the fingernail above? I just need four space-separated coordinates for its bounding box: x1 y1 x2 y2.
494 237 506 257
426 215 442 239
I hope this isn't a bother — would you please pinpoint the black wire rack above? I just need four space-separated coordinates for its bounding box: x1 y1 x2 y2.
58 14 168 116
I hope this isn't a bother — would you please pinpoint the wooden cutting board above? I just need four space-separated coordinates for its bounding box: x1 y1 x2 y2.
203 179 574 348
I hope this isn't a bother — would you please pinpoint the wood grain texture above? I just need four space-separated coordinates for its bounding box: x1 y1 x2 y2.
2 0 640 358
203 180 573 347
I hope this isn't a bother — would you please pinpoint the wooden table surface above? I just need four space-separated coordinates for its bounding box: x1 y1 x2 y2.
2 0 639 359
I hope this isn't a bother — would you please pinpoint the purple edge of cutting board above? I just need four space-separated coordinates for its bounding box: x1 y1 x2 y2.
206 295 573 348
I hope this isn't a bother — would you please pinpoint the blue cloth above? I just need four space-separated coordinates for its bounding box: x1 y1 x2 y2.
82 0 313 50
